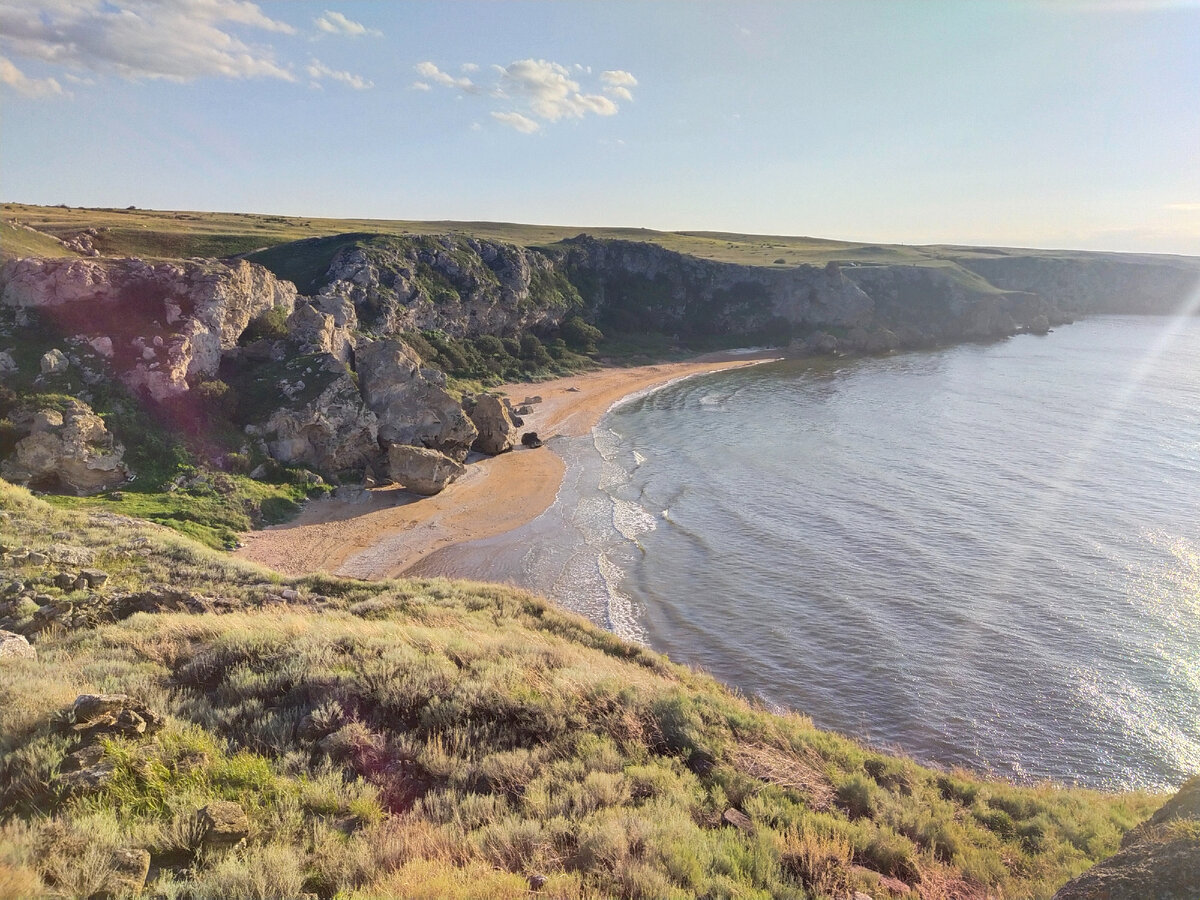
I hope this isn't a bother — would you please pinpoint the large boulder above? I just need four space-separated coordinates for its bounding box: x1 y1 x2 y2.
385 443 465 495
286 299 355 364
258 354 380 476
0 630 35 661
356 339 477 460
1 400 130 494
466 394 519 455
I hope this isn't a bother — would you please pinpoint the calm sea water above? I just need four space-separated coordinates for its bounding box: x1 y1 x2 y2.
415 316 1200 791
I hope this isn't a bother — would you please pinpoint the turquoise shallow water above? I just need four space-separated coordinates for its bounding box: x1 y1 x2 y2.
414 316 1200 791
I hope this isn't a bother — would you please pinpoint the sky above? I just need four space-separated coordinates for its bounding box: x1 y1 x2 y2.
1 0 1198 254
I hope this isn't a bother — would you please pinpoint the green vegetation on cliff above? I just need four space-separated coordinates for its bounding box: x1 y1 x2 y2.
0 481 1163 899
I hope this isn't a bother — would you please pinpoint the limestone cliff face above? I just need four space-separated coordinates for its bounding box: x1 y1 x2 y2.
547 236 875 337
960 256 1200 316
314 235 579 339
301 234 1163 350
0 257 296 400
842 264 1058 344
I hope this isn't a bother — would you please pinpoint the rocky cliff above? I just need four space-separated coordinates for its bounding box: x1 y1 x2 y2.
0 256 296 401
265 233 583 339
265 233 1197 356
2 235 1197 501
960 254 1200 316
0 255 506 496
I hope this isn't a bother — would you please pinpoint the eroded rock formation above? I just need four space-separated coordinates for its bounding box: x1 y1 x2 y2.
1 256 296 400
356 338 477 461
1 401 130 494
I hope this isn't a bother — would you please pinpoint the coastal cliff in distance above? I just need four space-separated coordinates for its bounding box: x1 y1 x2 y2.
247 230 1199 356
1 204 1197 517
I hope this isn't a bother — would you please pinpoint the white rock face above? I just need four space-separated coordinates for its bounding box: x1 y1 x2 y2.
0 350 18 372
286 301 355 364
0 257 297 401
259 354 380 475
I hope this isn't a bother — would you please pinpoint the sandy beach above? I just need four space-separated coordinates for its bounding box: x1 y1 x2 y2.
234 352 780 580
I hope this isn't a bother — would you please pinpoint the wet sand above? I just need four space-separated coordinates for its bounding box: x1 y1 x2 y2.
234 352 780 580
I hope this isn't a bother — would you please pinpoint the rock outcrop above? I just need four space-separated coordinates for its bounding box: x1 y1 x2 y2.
356 339 477 460
306 233 578 339
286 296 356 364
385 443 466 495
1 400 130 494
66 693 163 742
274 233 1115 354
0 256 296 400
255 354 380 476
1052 775 1200 900
465 394 519 455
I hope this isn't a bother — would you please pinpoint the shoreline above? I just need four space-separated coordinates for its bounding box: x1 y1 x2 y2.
233 350 782 580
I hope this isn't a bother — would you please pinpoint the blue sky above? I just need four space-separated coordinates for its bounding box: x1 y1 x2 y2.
1 1 1197 253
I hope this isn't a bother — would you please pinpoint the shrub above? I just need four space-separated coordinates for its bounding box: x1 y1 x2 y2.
239 307 289 345
835 773 878 820
560 316 604 354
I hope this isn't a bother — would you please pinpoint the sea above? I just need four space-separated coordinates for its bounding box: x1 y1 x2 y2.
412 315 1200 792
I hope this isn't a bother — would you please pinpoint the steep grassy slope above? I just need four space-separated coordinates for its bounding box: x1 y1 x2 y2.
0 480 1162 899
0 221 79 264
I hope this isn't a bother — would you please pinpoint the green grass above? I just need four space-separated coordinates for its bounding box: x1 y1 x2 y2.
0 220 80 263
0 480 1167 899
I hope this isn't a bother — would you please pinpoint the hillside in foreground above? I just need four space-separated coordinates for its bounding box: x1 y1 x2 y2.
0 480 1170 899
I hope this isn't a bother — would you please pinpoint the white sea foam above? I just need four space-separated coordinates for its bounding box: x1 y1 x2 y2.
613 497 657 544
598 551 646 642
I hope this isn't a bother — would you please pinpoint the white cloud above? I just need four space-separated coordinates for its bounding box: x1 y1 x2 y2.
0 0 296 82
307 59 372 90
314 10 381 37
1165 202 1200 212
497 58 618 121
417 57 637 134
0 54 65 97
415 60 476 91
600 70 637 87
491 111 540 133
410 80 431 91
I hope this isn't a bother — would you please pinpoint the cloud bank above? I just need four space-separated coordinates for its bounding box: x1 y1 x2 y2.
0 0 295 82
414 58 638 133
0 0 373 92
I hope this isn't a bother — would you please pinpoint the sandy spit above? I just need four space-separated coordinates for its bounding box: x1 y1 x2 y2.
234 351 781 580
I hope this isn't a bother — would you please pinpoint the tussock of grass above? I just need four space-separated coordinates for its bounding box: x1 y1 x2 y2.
0 480 1165 898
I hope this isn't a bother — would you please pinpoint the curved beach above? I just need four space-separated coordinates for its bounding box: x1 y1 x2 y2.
234 351 780 579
